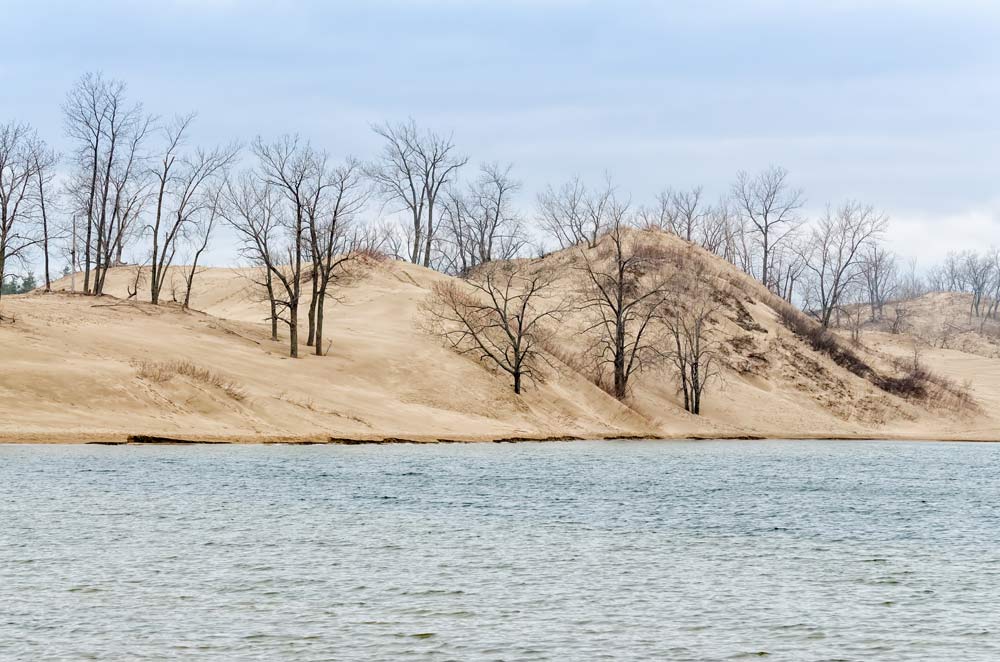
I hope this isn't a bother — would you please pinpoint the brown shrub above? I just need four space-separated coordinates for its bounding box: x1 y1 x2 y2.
771 297 974 410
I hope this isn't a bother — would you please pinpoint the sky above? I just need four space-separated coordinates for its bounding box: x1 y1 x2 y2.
2 0 999 266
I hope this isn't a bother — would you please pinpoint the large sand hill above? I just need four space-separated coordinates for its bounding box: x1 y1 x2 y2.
2 233 998 443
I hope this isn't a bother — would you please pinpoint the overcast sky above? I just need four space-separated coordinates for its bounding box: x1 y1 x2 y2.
3 0 998 266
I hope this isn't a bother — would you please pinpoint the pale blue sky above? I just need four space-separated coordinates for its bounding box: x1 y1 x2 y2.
3 0 998 263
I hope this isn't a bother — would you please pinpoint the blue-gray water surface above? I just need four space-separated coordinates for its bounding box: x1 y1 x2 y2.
1 440 998 661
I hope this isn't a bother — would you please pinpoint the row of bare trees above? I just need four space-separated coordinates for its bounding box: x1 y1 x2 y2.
927 249 1000 321
427 210 722 414
8 71 993 368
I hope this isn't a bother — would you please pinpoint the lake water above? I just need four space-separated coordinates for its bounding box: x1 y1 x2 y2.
1 440 998 661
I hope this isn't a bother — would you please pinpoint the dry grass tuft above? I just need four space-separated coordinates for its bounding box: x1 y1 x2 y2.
133 359 247 401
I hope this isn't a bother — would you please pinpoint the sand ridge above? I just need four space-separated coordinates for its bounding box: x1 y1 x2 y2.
2 234 998 443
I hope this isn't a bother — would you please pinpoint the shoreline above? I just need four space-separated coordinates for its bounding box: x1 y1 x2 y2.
1 432 997 445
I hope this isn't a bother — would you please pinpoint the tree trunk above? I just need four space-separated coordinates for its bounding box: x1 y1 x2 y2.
314 286 325 356
265 271 278 341
513 370 522 395
423 196 434 267
306 268 318 346
613 322 627 399
691 362 701 415
288 301 299 358
37 167 51 291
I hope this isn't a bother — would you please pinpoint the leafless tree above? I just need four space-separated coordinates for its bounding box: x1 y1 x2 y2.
860 243 897 321
252 135 319 357
32 144 58 291
537 175 614 250
93 112 153 295
897 257 926 300
671 186 706 243
298 148 334 348
840 285 868 345
310 158 369 356
439 162 526 273
987 249 1000 320
0 122 45 304
427 261 567 394
367 119 466 267
659 270 722 415
222 172 285 342
149 115 236 305
960 250 994 318
698 198 737 259
732 165 804 290
182 183 224 310
799 201 888 328
63 73 108 294
770 244 806 303
63 73 150 295
890 303 912 335
636 189 677 234
578 205 674 399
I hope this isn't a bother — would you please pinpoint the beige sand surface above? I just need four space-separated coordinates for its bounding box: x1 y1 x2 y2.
1 234 997 443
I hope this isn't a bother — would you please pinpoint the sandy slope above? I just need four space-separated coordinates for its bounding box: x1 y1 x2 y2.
1 234 997 443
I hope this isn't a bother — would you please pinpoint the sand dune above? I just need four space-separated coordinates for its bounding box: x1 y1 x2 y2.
1 233 997 443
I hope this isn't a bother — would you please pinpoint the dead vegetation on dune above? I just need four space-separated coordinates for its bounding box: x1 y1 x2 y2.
771 297 975 412
133 359 247 401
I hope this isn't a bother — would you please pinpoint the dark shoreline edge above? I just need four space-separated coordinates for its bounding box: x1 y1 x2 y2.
58 433 1000 446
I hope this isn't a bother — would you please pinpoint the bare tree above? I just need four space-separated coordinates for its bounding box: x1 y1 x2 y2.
253 135 318 357
0 122 44 304
890 303 912 335
32 144 58 291
960 250 994 318
671 186 706 243
659 273 722 415
93 112 153 295
439 162 526 273
799 201 888 328
367 119 466 267
149 115 236 305
860 243 897 321
537 175 614 250
63 73 108 294
770 244 806 303
579 206 673 399
222 172 285 342
63 73 150 295
732 165 804 290
311 158 369 356
698 198 737 259
636 189 677 234
427 261 566 394
182 183 224 310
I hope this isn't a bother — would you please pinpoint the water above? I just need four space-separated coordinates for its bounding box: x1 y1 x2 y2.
1 440 998 661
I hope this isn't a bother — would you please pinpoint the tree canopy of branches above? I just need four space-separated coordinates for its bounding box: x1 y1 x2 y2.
309 158 368 355
367 119 466 267
860 243 897 321
732 165 804 292
438 162 526 274
428 261 566 394
63 73 152 296
658 263 722 415
0 122 46 304
799 201 888 328
222 172 285 342
579 209 674 400
537 175 615 250
149 115 237 305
